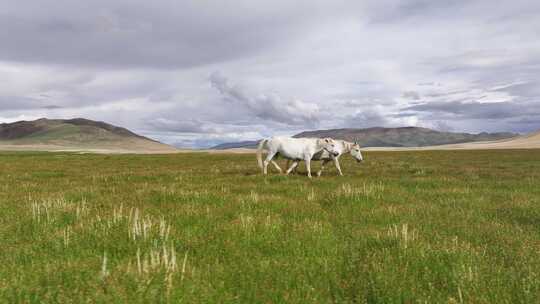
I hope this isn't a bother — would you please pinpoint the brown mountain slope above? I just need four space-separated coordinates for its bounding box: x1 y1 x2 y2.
0 118 177 153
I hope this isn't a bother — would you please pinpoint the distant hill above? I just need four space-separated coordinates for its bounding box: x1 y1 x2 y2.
210 127 517 149
210 140 260 150
0 118 177 153
294 127 517 147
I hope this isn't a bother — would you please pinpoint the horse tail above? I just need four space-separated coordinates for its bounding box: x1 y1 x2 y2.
256 139 268 170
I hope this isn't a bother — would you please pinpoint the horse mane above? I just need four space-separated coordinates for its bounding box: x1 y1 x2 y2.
342 140 354 153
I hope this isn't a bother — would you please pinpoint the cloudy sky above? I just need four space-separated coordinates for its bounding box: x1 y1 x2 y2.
1 0 539 147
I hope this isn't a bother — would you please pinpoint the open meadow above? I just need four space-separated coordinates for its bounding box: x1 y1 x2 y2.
1 150 539 303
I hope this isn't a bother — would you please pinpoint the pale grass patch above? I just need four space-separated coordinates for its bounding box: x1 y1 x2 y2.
385 205 397 215
75 200 89 220
307 189 316 202
27 195 185 291
177 203 203 216
90 174 106 183
112 203 124 225
249 191 259 203
94 205 173 242
121 207 171 241
509 191 533 207
239 213 254 231
443 235 474 254
63 226 72 247
336 182 385 200
174 189 213 201
232 214 283 232
30 197 88 224
164 185 178 195
411 167 426 175
458 263 477 283
220 184 230 194
445 187 471 194
101 251 109 279
146 185 179 196
264 215 282 230
296 219 326 233
387 223 418 249
180 251 188 283
524 176 536 186
132 244 178 275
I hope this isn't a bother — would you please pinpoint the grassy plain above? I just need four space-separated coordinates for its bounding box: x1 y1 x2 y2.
0 150 539 303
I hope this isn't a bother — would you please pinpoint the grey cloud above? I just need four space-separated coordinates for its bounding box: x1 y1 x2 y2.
393 112 417 118
343 109 391 129
490 81 540 98
417 82 440 86
0 96 43 111
403 100 540 121
210 72 320 126
338 99 380 108
402 91 420 100
0 1 360 69
42 105 63 109
368 0 481 24
332 81 399 105
147 118 219 134
431 121 454 132
424 89 470 98
506 116 540 133
426 51 540 90
371 0 540 27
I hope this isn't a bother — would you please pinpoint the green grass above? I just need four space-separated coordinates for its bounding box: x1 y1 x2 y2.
0 150 539 303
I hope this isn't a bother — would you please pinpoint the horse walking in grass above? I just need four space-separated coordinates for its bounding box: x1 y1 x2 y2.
256 137 339 178
286 140 363 176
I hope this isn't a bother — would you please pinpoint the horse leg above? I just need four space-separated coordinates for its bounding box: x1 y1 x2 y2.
286 159 300 175
263 152 277 175
305 158 312 178
317 159 330 177
286 161 299 175
333 156 343 176
271 160 283 173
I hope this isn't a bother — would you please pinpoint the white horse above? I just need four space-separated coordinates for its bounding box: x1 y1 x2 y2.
257 136 339 178
285 140 363 176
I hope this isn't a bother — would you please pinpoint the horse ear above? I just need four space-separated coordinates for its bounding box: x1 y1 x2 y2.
324 138 329 143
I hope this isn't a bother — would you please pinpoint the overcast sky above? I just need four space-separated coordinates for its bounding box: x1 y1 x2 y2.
1 0 539 147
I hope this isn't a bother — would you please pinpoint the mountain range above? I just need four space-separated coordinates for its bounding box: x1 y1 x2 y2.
210 127 518 149
0 119 524 152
